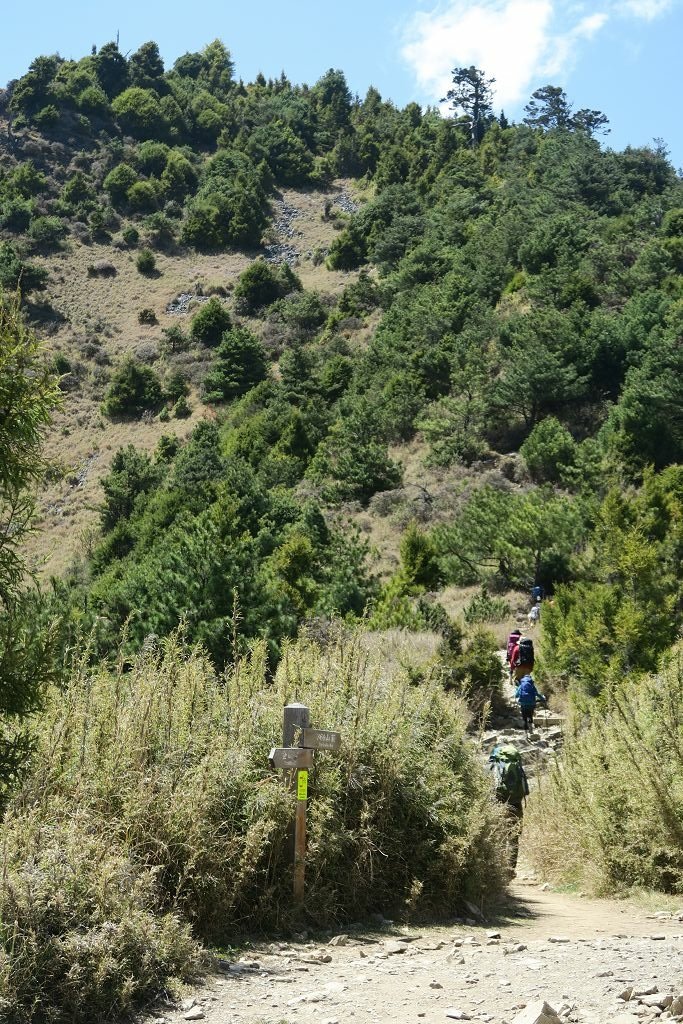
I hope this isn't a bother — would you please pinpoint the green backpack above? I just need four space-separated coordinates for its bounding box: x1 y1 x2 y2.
488 745 529 804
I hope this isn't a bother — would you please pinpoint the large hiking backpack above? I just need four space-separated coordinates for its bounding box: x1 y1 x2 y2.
517 675 537 705
517 637 534 665
488 745 529 805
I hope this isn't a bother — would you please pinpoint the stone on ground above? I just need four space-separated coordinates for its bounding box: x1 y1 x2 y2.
512 1000 564 1024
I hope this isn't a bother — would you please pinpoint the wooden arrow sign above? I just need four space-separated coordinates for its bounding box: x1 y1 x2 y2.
269 746 314 770
302 728 341 751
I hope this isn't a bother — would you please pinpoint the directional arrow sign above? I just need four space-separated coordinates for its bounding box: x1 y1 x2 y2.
269 746 314 770
302 728 342 751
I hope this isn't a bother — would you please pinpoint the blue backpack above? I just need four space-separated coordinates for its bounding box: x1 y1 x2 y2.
517 675 537 706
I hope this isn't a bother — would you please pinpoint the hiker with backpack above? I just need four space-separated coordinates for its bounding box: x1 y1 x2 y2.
510 635 534 681
488 744 529 872
515 673 546 733
505 628 522 667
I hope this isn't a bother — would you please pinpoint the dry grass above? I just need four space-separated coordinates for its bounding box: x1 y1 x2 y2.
24 180 362 576
0 625 509 1022
523 648 683 895
357 627 443 678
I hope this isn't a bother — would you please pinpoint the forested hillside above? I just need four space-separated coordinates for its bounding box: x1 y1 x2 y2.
1 38 682 1022
2 39 681 681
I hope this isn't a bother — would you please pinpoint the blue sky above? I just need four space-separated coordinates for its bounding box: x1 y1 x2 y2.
3 0 682 168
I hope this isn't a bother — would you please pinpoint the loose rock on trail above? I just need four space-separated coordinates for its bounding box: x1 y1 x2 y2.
153 886 683 1024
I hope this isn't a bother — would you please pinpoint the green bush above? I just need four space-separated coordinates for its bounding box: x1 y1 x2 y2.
111 87 166 139
0 242 48 295
160 323 189 353
189 297 231 346
525 648 683 894
520 417 577 484
138 307 157 325
28 216 67 252
202 326 268 402
0 631 507 1020
326 225 367 270
127 179 158 213
102 359 163 418
400 521 442 590
103 163 138 206
173 395 191 418
234 259 282 313
33 104 60 126
136 140 170 176
463 587 511 624
0 196 33 233
435 626 506 720
135 248 156 274
122 225 139 246
306 405 402 504
165 368 189 402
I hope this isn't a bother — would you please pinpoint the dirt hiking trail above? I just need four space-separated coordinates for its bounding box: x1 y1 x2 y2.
155 884 683 1024
151 657 683 1024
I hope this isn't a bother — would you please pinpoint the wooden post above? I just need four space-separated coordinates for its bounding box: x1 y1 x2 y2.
294 768 308 905
284 704 309 904
283 703 310 748
271 704 340 909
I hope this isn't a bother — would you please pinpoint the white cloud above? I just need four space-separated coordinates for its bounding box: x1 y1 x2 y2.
540 11 608 77
622 0 672 18
402 0 556 110
401 0 673 114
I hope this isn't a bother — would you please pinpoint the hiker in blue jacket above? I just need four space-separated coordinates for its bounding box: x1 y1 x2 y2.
515 673 545 733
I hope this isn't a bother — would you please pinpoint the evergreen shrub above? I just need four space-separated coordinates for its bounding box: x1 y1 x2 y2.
0 630 508 1020
525 649 683 894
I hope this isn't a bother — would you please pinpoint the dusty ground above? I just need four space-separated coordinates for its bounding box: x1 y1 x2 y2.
153 883 683 1024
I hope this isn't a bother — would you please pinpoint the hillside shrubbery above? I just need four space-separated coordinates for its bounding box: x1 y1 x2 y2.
524 648 683 894
0 629 508 1022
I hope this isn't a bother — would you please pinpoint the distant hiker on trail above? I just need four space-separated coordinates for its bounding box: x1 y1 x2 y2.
488 744 529 872
515 673 546 733
528 603 541 626
531 584 544 603
510 635 534 680
505 628 522 666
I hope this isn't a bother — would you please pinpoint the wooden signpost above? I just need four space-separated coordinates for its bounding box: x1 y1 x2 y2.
268 746 314 770
302 728 341 752
269 703 341 905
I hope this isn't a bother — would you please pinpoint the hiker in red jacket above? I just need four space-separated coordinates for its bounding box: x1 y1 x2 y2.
506 629 522 665
511 636 534 681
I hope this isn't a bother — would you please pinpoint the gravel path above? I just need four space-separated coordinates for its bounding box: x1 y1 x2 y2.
155 885 683 1024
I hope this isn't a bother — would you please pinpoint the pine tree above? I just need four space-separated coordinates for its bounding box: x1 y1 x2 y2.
443 66 495 146
0 291 61 787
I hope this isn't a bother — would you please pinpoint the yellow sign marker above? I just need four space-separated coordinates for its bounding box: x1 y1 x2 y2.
297 770 308 801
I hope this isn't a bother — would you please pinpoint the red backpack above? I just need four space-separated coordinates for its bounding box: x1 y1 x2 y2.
506 630 521 663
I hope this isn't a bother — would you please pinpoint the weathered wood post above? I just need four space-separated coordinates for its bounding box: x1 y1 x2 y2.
269 703 341 908
283 702 310 748
284 703 309 905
